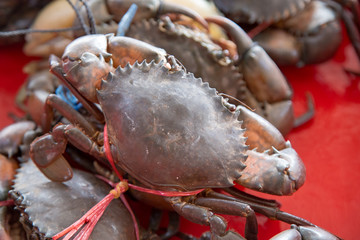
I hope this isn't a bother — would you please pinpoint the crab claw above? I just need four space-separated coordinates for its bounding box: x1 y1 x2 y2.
107 34 168 67
205 16 292 103
235 106 305 195
62 34 110 61
237 142 305 196
0 121 36 158
107 0 208 29
61 51 112 103
30 131 73 182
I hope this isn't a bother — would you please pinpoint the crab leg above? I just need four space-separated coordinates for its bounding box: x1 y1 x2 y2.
148 209 180 239
223 187 281 208
194 197 258 240
41 93 97 135
196 190 337 239
30 123 107 182
31 93 109 182
204 190 313 227
166 196 251 240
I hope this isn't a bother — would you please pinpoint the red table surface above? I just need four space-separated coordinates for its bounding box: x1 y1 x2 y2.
0 28 359 239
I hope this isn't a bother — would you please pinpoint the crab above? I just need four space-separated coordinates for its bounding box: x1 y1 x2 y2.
9 160 158 240
25 32 322 239
22 0 208 57
126 15 314 136
213 0 360 67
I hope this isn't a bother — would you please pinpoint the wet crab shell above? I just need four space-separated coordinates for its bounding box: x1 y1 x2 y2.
10 161 137 240
213 0 311 24
98 61 248 192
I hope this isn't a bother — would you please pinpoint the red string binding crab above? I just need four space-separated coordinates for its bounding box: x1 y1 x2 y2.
25 21 341 238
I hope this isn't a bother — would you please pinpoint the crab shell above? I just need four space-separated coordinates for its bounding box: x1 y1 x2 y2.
10 161 137 239
98 60 248 191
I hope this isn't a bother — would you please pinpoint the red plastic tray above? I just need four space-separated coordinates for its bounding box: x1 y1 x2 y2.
0 27 359 239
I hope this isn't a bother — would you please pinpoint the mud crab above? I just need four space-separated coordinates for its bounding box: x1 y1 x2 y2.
26 33 320 239
22 0 208 57
213 0 360 67
126 15 314 136
9 160 164 240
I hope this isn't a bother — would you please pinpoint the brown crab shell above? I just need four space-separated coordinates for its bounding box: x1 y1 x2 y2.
213 0 311 24
97 61 248 192
10 161 136 240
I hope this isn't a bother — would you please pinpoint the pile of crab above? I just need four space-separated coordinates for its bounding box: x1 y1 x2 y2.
1 0 355 239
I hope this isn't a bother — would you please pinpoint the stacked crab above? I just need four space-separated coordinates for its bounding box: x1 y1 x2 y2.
0 0 351 239
212 0 360 67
